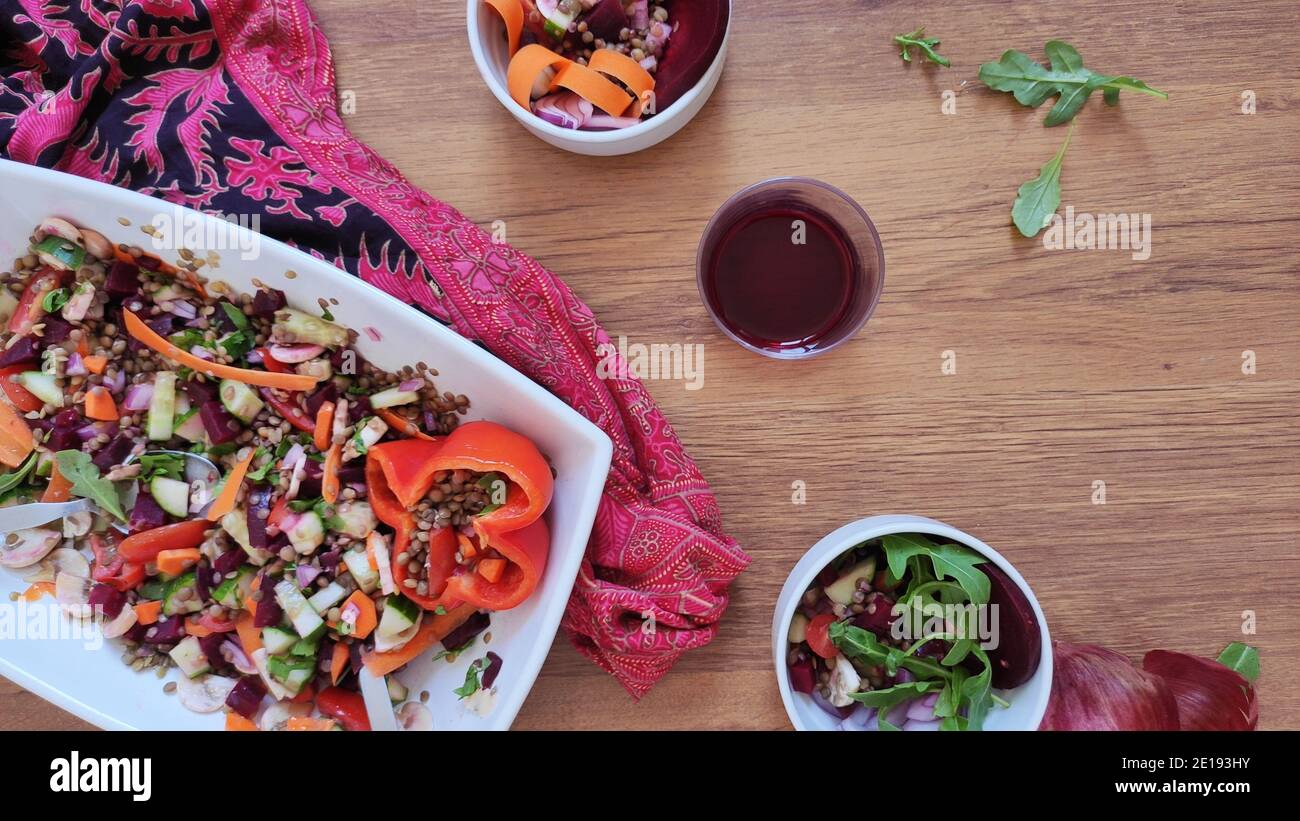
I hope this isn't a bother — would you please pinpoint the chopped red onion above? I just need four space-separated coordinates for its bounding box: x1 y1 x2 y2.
168 300 198 320
189 345 214 361
533 92 593 130
267 343 325 364
122 383 154 412
65 352 87 376
105 370 126 393
903 718 942 731
398 378 423 393
295 564 321 588
279 442 306 471
363 327 381 341
246 349 264 365
220 639 258 675
639 55 658 72
646 18 673 51
631 0 649 29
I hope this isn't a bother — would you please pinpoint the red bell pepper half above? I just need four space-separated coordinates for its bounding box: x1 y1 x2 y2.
443 517 550 611
392 520 461 612
426 421 553 539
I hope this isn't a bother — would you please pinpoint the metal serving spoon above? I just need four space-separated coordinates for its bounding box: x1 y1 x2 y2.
0 449 220 534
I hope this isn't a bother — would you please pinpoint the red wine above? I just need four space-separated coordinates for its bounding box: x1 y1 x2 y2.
702 206 860 353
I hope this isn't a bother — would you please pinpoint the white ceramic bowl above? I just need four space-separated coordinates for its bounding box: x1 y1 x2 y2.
466 0 731 156
773 515 1052 731
0 159 613 730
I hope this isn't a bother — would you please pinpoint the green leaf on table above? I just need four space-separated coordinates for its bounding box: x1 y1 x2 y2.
0 451 39 496
893 27 950 67
1216 642 1260 683
53 450 126 521
978 40 1167 126
1011 122 1075 237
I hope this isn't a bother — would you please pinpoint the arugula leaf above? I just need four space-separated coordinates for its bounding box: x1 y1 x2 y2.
0 451 39 496
288 497 321 513
979 41 1167 127
53 450 126 521
962 647 995 731
138 452 185 482
830 622 948 681
42 288 69 313
1011 122 1075 237
882 533 990 605
221 302 250 330
1216 642 1260 683
849 679 942 708
893 27 950 67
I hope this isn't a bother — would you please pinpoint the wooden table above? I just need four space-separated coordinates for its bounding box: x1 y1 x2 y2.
6 0 1297 730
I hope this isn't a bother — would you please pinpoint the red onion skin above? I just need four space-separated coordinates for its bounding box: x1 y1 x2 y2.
1143 650 1258 731
1040 642 1179 731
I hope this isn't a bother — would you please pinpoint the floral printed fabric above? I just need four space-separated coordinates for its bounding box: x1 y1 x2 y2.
0 0 749 698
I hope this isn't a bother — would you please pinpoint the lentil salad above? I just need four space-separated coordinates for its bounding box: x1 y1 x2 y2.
0 215 555 730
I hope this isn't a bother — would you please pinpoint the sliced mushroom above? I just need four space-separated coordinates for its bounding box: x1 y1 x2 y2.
100 602 138 639
55 571 93 618
38 217 83 244
48 547 90 578
0 527 61 568
176 673 238 714
258 699 313 731
78 227 114 260
62 511 94 538
396 701 433 731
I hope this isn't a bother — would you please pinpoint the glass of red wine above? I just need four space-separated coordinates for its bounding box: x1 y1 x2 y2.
697 177 884 359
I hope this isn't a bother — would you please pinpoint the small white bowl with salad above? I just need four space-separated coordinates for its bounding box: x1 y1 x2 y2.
773 515 1052 731
468 0 732 155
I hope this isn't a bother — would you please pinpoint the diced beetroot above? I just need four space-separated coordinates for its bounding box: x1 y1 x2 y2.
194 560 211 602
852 594 897 636
330 346 367 375
213 547 246 576
482 651 504 689
104 260 140 298
585 0 628 40
347 394 371 424
984 563 1042 689
53 408 81 427
144 616 186 645
224 675 266 719
304 382 338 417
45 425 82 452
41 316 72 344
136 255 161 271
253 586 283 628
88 583 125 620
198 632 229 669
250 287 286 317
200 400 242 444
318 547 342 574
338 463 365 484
440 611 490 650
654 0 729 112
129 488 168 532
788 656 816 694
0 335 38 367
180 378 218 406
92 433 136 471
815 563 839 587
246 498 270 550
123 621 149 644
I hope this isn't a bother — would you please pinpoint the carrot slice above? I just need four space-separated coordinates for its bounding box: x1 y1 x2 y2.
285 716 335 731
184 617 214 638
84 386 119 421
206 449 257 521
507 43 571 110
235 610 262 655
477 557 506 584
225 712 258 731
123 309 319 391
321 441 342 504
552 60 634 116
0 400 34 468
362 602 476 676
458 533 478 560
77 336 90 358
135 600 163 625
374 407 437 441
314 401 335 452
156 547 201 576
485 0 523 56
82 355 107 374
340 590 377 640
42 464 73 502
330 642 350 685
588 49 655 109
21 581 56 601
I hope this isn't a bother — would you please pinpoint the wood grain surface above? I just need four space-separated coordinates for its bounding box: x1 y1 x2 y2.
5 0 1297 730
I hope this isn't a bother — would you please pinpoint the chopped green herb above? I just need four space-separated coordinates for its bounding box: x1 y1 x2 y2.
220 302 250 330
138 452 185 482
244 447 274 481
453 656 488 699
41 288 69 313
893 27 950 67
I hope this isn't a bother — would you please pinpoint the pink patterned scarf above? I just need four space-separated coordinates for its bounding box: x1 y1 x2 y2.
0 0 749 697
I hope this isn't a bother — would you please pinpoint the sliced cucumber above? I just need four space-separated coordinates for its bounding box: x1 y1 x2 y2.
211 565 255 608
274 579 326 642
168 635 211 678
290 634 321 658
272 308 348 348
261 625 298 655
220 508 272 566
138 578 167 601
219 378 263 425
824 557 877 606
387 676 408 703
542 8 575 39
266 653 315 694
374 595 421 653
162 571 203 617
307 581 347 615
173 407 206 443
335 501 376 539
285 510 324 555
342 549 379 594
18 371 63 408
368 386 419 409
150 475 190 518
147 371 177 441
